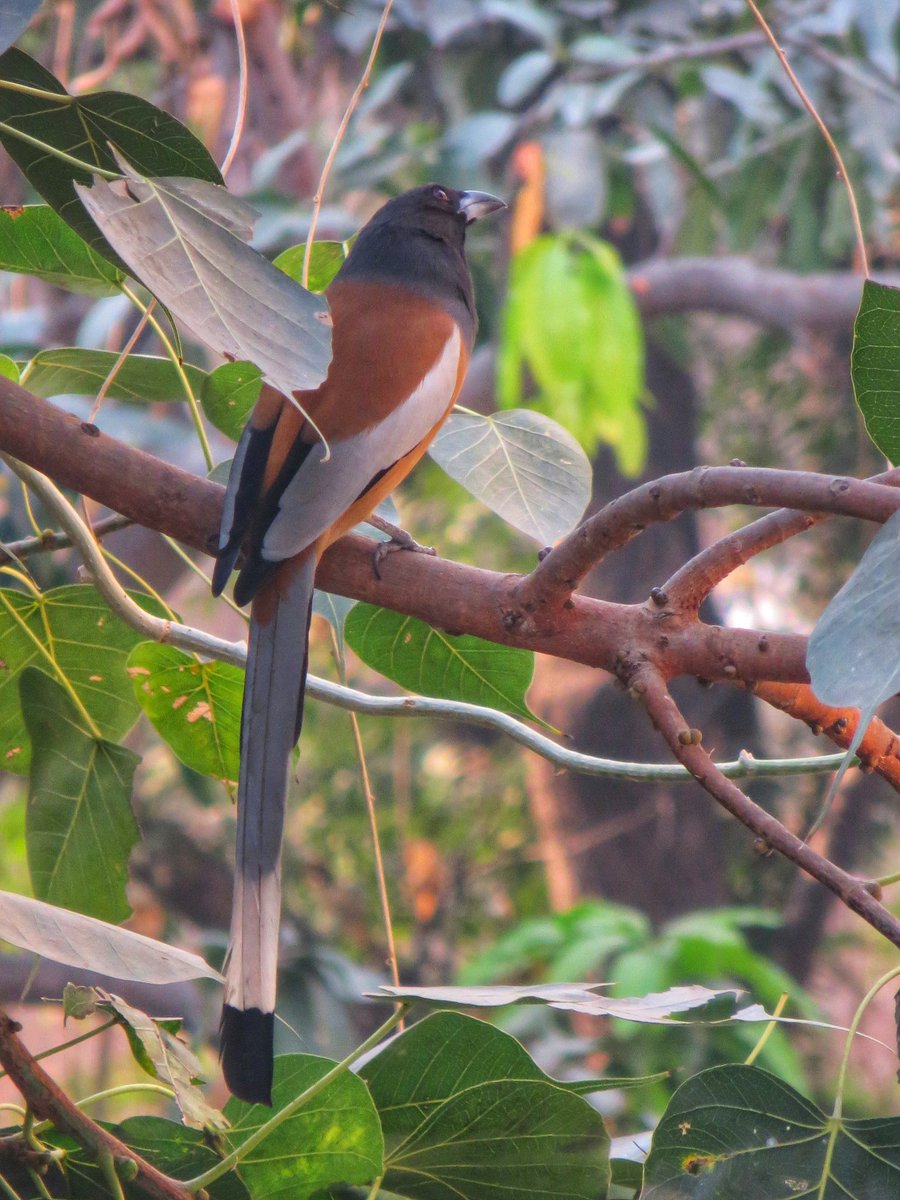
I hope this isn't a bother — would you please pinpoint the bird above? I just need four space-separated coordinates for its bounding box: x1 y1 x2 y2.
212 183 505 1104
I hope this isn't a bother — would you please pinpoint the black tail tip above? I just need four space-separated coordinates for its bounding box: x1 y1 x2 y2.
220 1005 274 1106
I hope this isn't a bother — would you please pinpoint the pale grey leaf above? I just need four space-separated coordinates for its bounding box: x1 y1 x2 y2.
75 172 332 399
429 408 591 545
807 509 900 710
0 889 223 983
372 982 747 1024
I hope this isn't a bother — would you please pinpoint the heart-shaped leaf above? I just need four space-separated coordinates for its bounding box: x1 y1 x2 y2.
0 48 222 264
429 408 591 544
225 1054 383 1199
127 643 242 786
0 204 123 294
21 668 139 923
0 584 165 774
345 603 539 722
852 279 900 463
22 348 206 404
76 168 333 400
643 1064 900 1198
363 1014 609 1200
0 888 222 981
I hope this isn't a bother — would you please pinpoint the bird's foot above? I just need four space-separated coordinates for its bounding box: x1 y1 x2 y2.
368 514 436 580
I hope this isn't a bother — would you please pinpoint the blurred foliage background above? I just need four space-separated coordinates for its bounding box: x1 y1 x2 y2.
0 0 898 1129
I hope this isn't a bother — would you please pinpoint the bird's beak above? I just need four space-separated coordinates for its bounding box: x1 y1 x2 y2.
457 190 506 223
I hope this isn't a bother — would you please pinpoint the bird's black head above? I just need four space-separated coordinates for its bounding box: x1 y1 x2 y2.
360 183 506 245
335 184 505 330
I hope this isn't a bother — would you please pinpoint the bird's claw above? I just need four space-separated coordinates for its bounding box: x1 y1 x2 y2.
372 526 436 580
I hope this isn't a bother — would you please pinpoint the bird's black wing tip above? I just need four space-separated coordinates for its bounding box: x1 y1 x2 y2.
220 1005 274 1106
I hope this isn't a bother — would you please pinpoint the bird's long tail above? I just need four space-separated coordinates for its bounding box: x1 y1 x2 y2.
220 553 316 1105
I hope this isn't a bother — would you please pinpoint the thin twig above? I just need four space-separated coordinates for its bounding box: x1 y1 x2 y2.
745 0 869 276
301 0 394 288
634 664 900 950
220 0 249 177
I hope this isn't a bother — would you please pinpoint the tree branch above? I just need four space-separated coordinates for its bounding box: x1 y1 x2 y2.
0 1010 192 1200
628 259 899 333
3 378 900 792
518 464 900 613
634 666 900 950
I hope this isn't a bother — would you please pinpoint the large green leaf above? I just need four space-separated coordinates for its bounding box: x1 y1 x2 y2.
0 204 122 294
0 584 164 775
20 668 139 923
497 232 645 472
202 361 263 441
0 888 222 982
225 1054 384 1199
429 408 591 545
643 1064 900 1198
22 348 207 404
852 279 900 463
344 603 538 722
362 1013 609 1200
0 48 222 264
76 167 333 400
127 643 242 785
55 1116 248 1200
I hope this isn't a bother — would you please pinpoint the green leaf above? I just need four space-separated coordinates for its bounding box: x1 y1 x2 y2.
0 204 123 294
0 584 165 774
852 279 900 462
127 643 242 785
0 888 223 982
22 347 206 403
363 1013 609 1200
274 240 350 293
0 48 223 264
76 168 333 401
100 993 227 1130
117 1116 250 1198
202 360 263 441
344 603 539 722
0 0 41 56
0 351 18 380
497 232 645 470
20 667 139 923
643 1063 900 1198
225 1054 384 1199
429 408 591 545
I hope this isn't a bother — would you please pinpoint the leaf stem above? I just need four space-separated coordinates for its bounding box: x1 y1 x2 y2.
0 80 73 104
831 964 900 1121
302 0 394 288
0 121 119 180
744 0 869 276
182 1004 407 1192
743 992 788 1065
120 285 214 471
76 1083 176 1109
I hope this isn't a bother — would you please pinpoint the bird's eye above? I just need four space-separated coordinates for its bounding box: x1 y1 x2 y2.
432 186 450 203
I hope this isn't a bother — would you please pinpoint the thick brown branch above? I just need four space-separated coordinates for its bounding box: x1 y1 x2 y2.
3 380 900 791
663 463 900 610
519 465 900 614
634 667 900 950
0 1010 192 1200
